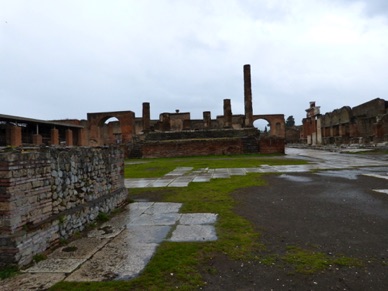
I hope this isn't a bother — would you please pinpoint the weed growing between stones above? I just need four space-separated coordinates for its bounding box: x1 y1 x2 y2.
0 265 19 280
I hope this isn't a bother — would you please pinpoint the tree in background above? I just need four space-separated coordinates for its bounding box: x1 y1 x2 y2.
285 115 295 127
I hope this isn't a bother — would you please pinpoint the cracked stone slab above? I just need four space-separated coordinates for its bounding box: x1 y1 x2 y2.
48 237 108 259
23 258 87 273
148 178 175 187
66 231 158 281
169 225 217 242
126 225 171 243
144 202 182 214
0 273 66 291
129 212 181 226
124 178 155 188
179 213 218 225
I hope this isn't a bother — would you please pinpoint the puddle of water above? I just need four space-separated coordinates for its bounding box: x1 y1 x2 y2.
279 174 313 183
316 170 363 180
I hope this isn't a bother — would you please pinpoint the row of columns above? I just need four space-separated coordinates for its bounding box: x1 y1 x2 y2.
7 125 80 147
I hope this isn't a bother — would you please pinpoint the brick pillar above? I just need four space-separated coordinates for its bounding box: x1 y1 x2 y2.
77 128 87 146
10 125 22 147
51 128 59 145
223 99 232 128
244 64 253 127
203 111 211 128
32 134 43 145
142 102 151 133
161 113 170 131
66 129 73 146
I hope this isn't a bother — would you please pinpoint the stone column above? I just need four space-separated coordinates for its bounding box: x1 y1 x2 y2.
32 134 43 145
316 116 322 145
77 128 87 146
66 129 73 146
244 64 253 127
203 111 211 128
223 99 232 128
51 128 59 145
10 125 22 147
161 113 170 131
142 102 150 133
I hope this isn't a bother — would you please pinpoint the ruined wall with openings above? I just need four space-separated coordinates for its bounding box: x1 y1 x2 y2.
0 146 127 267
132 128 260 158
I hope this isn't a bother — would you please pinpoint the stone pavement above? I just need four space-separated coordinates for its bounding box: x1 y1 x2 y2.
0 202 217 290
1 148 387 290
125 148 388 189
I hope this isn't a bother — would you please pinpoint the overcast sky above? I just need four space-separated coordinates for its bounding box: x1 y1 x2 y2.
1 0 388 125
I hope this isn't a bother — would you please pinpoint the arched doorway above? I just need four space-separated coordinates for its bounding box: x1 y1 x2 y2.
87 111 135 146
253 119 270 135
101 117 122 144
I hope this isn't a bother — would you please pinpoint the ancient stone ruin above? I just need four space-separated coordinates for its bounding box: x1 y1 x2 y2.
0 65 286 156
301 98 388 145
0 147 127 267
0 64 286 268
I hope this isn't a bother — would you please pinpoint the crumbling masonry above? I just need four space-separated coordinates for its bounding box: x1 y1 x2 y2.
0 65 286 156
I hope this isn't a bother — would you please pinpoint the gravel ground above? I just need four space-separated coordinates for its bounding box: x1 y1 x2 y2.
200 172 388 291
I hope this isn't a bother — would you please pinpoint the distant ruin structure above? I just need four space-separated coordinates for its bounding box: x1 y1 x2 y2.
0 65 286 156
301 98 388 145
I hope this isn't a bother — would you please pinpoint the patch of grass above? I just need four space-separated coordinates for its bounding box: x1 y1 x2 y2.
124 154 307 178
96 212 109 223
283 246 362 274
0 265 19 280
32 253 47 263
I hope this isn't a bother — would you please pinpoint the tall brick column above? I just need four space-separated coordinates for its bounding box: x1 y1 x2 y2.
203 111 211 128
32 134 43 145
66 129 73 146
10 125 22 147
51 128 59 145
223 99 232 128
244 64 253 127
142 102 151 132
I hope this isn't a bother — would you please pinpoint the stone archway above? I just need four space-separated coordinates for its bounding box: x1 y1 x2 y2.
87 111 135 146
252 114 285 138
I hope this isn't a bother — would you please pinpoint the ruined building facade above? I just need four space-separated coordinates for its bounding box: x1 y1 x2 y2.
301 98 388 145
0 65 286 156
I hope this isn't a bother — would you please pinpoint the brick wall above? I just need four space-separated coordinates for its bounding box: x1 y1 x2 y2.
0 146 127 267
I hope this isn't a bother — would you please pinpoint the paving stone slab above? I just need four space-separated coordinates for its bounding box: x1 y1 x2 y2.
148 178 175 187
229 168 247 175
124 178 155 188
0 273 66 291
126 225 171 243
192 175 212 182
143 202 182 214
48 237 108 259
170 225 217 242
129 212 181 226
24 258 86 273
179 213 218 225
66 232 158 281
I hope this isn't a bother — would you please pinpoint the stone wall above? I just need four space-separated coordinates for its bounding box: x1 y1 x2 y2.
259 137 286 154
0 146 127 267
141 138 247 158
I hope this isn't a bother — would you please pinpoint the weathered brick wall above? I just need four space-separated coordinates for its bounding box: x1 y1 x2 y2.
142 138 245 158
259 137 285 154
131 128 284 158
0 146 127 267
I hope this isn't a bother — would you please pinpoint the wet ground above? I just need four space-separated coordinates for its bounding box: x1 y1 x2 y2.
201 149 388 290
1 148 387 290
